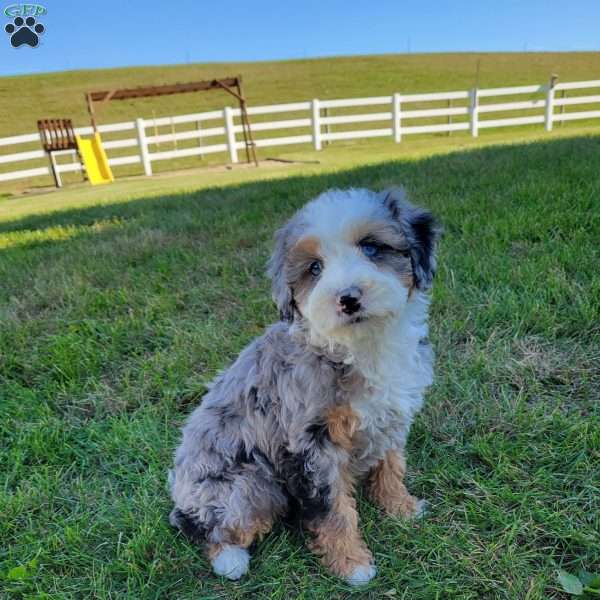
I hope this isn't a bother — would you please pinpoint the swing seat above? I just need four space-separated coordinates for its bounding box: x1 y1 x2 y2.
37 119 82 188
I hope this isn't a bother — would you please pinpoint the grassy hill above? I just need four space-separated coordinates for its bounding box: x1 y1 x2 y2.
2 52 600 138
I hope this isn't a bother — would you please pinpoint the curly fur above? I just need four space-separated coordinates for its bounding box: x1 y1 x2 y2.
169 187 440 583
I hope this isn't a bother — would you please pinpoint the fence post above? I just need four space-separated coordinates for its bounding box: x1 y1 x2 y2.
224 107 239 164
311 99 322 150
135 117 152 176
545 74 558 132
469 88 479 138
392 93 402 143
197 119 204 160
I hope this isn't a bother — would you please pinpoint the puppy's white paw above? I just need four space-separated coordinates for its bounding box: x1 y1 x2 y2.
345 563 377 586
211 545 250 580
414 499 429 519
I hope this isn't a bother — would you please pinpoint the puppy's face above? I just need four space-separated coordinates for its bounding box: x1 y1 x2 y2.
288 214 414 337
269 188 439 341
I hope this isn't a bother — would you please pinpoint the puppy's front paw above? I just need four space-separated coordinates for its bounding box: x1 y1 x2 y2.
397 496 428 520
211 544 250 580
345 563 377 586
413 498 428 519
382 494 428 520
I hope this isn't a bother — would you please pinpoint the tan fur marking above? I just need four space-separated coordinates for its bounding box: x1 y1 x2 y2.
288 235 322 311
225 517 273 547
205 542 224 561
205 516 273 559
326 405 360 450
368 450 420 518
406 275 416 300
347 219 408 250
307 470 372 578
292 235 321 257
403 271 416 291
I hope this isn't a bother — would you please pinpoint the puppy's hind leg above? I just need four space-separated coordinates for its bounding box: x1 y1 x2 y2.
170 506 266 581
172 465 287 581
205 516 273 581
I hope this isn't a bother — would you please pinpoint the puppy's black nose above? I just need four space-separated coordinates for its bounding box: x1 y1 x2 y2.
337 287 362 315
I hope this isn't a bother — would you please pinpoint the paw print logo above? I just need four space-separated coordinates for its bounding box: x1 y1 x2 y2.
5 16 45 48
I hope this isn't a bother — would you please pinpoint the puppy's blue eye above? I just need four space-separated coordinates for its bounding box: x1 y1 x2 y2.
309 260 322 276
360 242 379 258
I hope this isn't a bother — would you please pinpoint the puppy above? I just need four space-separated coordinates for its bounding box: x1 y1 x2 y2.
169 187 439 585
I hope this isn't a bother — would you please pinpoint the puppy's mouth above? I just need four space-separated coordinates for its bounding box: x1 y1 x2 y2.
339 311 370 325
348 314 368 324
337 306 397 327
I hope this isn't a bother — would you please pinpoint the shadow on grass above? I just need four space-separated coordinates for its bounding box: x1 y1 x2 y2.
1 134 599 242
1 133 599 346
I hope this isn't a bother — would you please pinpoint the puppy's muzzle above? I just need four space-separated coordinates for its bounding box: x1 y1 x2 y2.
337 286 363 315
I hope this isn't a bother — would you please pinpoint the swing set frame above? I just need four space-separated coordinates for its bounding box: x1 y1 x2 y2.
85 75 258 166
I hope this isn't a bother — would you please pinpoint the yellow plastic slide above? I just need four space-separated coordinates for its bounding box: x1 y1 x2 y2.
75 132 114 185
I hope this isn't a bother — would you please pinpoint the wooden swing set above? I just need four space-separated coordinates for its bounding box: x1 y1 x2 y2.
86 75 258 165
38 75 258 187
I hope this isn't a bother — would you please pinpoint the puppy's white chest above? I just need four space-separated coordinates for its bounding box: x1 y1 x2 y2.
348 382 412 468
352 377 419 433
349 342 433 462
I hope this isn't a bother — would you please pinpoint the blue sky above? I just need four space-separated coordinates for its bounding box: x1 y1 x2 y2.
1 0 598 76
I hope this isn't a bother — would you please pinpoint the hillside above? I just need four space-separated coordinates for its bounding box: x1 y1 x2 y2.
2 52 600 138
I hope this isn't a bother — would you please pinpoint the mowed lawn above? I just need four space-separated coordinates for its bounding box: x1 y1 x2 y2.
1 135 599 599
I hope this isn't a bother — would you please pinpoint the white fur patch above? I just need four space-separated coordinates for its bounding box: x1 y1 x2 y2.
345 564 377 586
211 545 250 580
414 499 429 519
343 292 434 469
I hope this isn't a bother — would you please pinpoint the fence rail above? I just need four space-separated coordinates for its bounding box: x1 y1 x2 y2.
1 78 600 184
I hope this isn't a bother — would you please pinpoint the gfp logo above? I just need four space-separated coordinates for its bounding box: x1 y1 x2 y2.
4 4 46 47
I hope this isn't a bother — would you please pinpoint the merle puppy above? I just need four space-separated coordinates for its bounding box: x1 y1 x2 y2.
169 187 439 584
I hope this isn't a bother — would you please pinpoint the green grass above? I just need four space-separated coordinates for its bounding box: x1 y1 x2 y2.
1 133 599 599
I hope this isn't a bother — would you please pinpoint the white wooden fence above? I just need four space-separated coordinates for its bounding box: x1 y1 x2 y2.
1 78 600 184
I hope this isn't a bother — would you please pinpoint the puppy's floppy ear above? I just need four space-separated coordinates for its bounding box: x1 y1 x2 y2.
267 221 295 322
383 187 441 290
